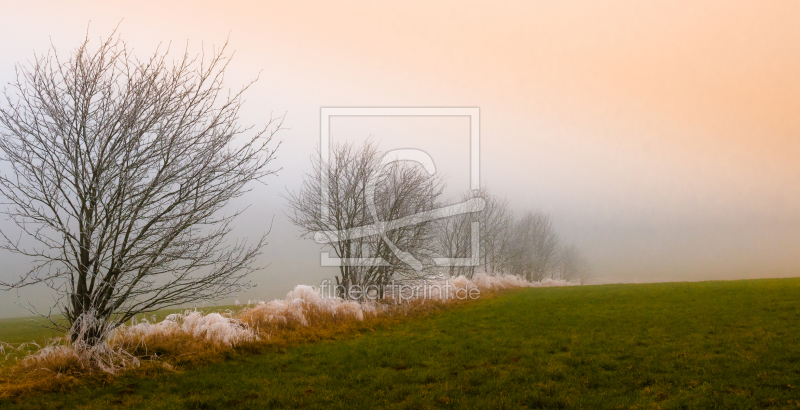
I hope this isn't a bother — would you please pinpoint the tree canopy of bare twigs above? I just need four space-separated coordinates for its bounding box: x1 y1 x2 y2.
506 211 560 281
555 243 590 284
0 32 282 344
285 140 444 298
436 188 512 278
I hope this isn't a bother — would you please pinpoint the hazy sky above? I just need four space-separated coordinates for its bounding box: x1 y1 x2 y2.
1 1 799 318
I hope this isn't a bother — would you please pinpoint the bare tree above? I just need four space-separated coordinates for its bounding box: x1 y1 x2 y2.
0 32 282 344
435 188 512 278
507 211 560 281
285 140 444 299
555 243 590 284
374 152 445 283
477 189 513 274
435 199 473 278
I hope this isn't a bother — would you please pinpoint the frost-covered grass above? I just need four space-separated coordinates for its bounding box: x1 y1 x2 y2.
0 274 570 397
2 277 800 409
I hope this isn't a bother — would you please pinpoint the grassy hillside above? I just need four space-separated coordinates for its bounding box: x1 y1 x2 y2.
0 306 238 345
3 278 800 409
0 317 65 346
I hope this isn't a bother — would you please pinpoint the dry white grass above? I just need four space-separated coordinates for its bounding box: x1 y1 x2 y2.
8 274 576 375
18 311 141 375
112 311 259 348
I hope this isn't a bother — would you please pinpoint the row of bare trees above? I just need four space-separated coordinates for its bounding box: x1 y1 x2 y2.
435 190 590 283
0 31 588 346
287 141 590 298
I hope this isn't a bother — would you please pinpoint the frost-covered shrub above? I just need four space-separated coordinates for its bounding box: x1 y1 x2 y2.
17 311 140 375
471 273 575 290
112 310 258 348
238 285 380 330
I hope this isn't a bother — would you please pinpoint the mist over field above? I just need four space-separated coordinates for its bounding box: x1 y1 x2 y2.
1 1 800 318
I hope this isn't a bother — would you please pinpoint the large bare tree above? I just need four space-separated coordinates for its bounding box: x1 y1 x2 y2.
0 33 282 343
286 140 444 298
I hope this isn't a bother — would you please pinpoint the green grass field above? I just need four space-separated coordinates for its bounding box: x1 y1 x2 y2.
0 316 65 346
2 278 800 409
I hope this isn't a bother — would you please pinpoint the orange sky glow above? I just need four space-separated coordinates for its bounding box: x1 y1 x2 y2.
1 0 799 315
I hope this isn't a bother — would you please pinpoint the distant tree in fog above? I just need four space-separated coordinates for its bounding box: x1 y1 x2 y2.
506 211 560 281
435 188 513 278
479 190 514 274
435 194 474 278
555 243 590 284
